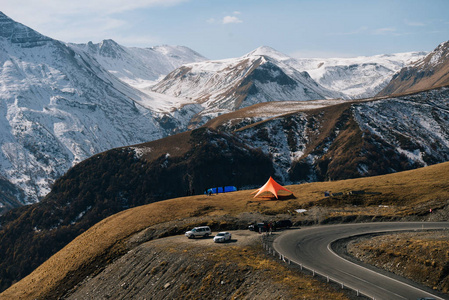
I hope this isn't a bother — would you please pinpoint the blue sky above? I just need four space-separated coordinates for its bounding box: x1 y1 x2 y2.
2 0 449 59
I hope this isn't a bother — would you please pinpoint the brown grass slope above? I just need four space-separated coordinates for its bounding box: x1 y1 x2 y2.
2 161 449 299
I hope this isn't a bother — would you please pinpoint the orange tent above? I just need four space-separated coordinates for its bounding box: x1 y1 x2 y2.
251 177 293 199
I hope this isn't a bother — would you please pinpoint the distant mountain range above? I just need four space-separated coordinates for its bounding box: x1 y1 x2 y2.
152 46 426 126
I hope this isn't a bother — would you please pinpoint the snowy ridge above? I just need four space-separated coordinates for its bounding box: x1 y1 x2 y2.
415 40 449 69
69 40 207 90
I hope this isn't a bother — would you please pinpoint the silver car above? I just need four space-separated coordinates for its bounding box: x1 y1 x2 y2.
185 226 211 239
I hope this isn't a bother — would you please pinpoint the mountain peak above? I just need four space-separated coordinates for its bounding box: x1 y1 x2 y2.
0 11 52 47
244 46 291 61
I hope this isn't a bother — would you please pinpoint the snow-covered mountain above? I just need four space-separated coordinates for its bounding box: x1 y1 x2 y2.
0 12 202 205
293 52 426 98
152 46 347 124
69 40 207 90
378 41 449 96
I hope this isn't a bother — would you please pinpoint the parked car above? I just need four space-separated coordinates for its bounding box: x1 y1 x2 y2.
248 222 269 232
273 220 292 230
213 232 232 243
185 226 211 239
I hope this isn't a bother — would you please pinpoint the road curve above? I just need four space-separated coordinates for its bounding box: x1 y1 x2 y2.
273 222 449 300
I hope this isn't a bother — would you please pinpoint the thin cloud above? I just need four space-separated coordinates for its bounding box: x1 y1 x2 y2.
223 15 242 24
404 19 425 27
372 27 397 35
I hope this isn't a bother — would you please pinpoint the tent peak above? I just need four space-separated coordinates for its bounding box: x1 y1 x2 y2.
252 177 293 199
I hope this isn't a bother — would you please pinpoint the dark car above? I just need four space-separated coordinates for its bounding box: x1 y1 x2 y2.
273 220 292 230
248 222 269 232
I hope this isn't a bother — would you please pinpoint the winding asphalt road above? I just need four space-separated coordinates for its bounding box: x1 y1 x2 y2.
273 222 449 300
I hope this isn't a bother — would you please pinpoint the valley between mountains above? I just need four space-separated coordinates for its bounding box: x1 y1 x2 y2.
1 10 449 300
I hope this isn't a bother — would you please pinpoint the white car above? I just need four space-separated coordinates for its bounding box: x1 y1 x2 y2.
213 232 232 243
185 226 211 239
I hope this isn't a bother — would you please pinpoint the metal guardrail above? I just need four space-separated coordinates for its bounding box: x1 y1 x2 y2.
261 239 375 299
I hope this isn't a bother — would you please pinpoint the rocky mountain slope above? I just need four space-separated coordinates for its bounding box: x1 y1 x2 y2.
0 12 203 206
200 87 449 184
378 41 449 96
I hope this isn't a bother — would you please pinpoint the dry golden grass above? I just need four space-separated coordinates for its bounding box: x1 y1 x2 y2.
2 161 449 299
